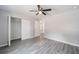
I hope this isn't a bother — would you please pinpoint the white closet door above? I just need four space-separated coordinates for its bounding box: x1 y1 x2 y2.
34 20 40 37
22 19 31 40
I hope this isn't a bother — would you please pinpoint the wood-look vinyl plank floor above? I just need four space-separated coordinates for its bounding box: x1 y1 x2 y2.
0 36 79 54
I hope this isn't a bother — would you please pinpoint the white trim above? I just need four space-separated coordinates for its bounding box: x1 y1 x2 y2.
45 36 79 47
8 16 11 46
8 16 22 46
0 43 8 47
21 19 22 40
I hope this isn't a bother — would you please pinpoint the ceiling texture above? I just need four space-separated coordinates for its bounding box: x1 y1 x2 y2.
0 5 79 18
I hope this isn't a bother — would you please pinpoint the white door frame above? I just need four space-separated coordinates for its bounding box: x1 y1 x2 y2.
8 16 11 46
8 16 22 46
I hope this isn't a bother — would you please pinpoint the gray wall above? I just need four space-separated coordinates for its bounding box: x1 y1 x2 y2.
44 9 79 47
0 14 8 46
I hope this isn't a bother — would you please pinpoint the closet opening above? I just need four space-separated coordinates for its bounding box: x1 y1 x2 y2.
8 16 22 46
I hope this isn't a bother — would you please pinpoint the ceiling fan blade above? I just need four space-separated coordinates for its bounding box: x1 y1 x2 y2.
42 9 52 11
29 10 37 12
37 5 41 10
42 12 46 15
36 12 39 15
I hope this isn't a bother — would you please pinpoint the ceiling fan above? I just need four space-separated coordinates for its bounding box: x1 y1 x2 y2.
29 5 52 15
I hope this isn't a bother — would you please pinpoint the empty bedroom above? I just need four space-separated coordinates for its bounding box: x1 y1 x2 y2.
0 5 79 54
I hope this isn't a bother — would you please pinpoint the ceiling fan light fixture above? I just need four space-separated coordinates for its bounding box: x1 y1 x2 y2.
29 5 52 16
39 11 42 14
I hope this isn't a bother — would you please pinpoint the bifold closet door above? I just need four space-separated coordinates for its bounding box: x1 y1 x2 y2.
22 19 31 40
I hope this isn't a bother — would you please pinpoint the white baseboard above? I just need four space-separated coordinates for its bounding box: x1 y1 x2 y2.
44 36 79 47
0 43 8 47
22 35 40 40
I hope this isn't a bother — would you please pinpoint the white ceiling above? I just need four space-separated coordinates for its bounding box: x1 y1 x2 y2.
0 5 79 17
0 5 37 16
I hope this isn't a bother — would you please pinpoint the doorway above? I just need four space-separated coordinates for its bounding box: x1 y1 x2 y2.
8 16 22 46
